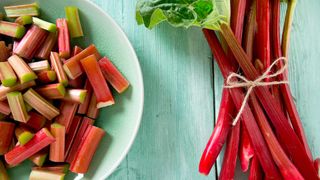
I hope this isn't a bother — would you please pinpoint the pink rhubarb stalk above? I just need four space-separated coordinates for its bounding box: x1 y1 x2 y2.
57 19 70 58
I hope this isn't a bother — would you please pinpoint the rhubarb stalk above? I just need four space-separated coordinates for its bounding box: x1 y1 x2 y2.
4 3 39 18
54 101 78 133
29 149 48 167
4 128 54 166
23 111 46 131
50 123 65 162
70 126 105 173
56 19 70 58
65 6 83 38
8 55 37 84
249 157 263 180
35 32 57 60
7 92 30 123
198 89 234 175
218 122 240 180
35 83 66 99
86 94 100 119
62 89 87 104
30 170 65 180
15 126 34 146
219 23 318 179
0 81 36 101
65 116 82 157
37 70 56 84
77 80 93 114
239 122 254 172
0 122 15 155
28 60 50 72
50 52 68 86
0 21 25 38
0 62 17 87
32 17 57 33
81 55 114 108
282 0 297 59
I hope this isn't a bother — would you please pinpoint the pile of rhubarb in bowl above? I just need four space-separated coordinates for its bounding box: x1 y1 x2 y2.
0 2 129 179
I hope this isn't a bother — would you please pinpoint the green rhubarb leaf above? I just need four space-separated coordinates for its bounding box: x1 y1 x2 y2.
136 0 230 30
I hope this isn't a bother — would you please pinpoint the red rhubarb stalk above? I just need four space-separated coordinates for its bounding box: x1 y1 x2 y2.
77 80 93 114
37 70 56 84
0 122 15 155
239 122 254 172
315 158 320 178
70 126 105 173
66 117 94 163
242 0 256 61
65 116 82 157
50 52 68 86
203 29 281 179
22 111 46 131
256 0 270 69
50 123 65 162
219 23 318 179
99 57 130 93
35 32 57 60
56 19 70 58
219 122 240 180
63 44 100 79
198 89 234 175
54 101 78 133
35 83 66 99
0 100 11 115
249 157 263 180
81 55 114 108
250 94 303 179
86 94 100 119
13 25 48 60
72 46 83 56
4 128 55 166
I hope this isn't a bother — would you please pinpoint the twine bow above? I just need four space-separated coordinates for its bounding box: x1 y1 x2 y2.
224 57 289 126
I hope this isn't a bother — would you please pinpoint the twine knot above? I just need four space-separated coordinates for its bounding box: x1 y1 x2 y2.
224 57 289 126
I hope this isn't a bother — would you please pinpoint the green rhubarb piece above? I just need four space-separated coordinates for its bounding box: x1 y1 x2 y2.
32 17 57 33
7 91 30 122
0 62 17 87
57 84 66 97
47 71 57 81
4 3 39 18
21 72 38 84
17 131 34 145
65 6 83 38
15 15 33 25
0 21 25 38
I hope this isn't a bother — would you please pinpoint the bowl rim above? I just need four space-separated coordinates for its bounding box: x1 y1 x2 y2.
84 0 144 179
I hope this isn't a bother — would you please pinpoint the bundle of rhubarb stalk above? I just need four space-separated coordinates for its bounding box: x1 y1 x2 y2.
136 0 320 179
0 2 130 179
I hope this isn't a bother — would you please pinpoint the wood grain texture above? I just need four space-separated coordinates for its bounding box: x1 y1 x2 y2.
91 0 320 179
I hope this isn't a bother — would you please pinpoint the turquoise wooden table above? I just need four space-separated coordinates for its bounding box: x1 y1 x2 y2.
91 0 320 179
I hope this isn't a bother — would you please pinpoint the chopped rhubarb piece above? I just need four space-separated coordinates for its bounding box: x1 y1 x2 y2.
65 116 81 157
23 111 46 131
28 60 50 72
78 80 93 114
63 89 87 104
57 19 70 58
65 6 83 38
29 149 48 167
55 101 78 133
86 93 100 119
67 74 84 89
249 157 263 180
15 15 33 25
81 55 114 108
7 91 30 123
8 55 37 83
0 101 11 115
63 44 99 79
30 170 65 180
4 3 39 18
70 126 105 173
32 164 69 174
35 83 66 99
23 89 60 120
0 21 25 38
0 41 10 61
37 70 56 84
0 122 15 155
219 122 240 179
199 89 234 175
50 123 65 162
99 57 130 93
32 17 56 33
13 25 48 60
35 32 57 60
15 126 34 146
50 52 68 86
0 81 36 101
4 128 54 166
72 46 83 56
0 160 8 180
66 117 94 163
0 62 17 87
239 122 254 172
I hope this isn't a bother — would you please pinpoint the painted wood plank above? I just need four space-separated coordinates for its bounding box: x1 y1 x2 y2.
91 0 216 179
